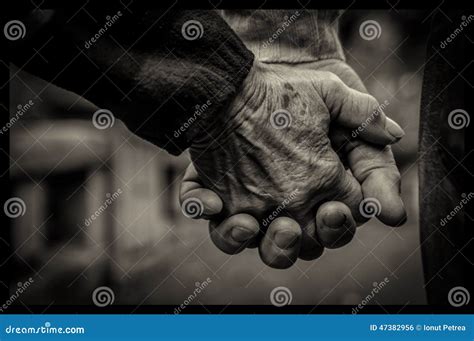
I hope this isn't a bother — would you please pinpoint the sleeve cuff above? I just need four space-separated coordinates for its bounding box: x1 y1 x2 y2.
221 10 345 64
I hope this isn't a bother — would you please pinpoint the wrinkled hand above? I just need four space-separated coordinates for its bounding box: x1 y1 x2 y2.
180 60 406 269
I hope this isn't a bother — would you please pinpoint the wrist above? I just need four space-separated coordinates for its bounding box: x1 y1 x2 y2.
222 10 345 64
191 59 267 151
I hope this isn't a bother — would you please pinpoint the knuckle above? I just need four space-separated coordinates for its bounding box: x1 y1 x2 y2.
364 94 383 117
325 72 346 96
322 71 342 84
316 157 345 192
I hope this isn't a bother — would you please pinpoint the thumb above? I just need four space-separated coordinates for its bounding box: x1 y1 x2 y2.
320 72 405 145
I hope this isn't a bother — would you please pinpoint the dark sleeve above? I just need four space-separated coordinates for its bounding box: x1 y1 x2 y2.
7 6 254 155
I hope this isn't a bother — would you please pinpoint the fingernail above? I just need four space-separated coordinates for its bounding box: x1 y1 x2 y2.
323 211 346 229
274 231 299 249
231 226 255 242
386 118 405 139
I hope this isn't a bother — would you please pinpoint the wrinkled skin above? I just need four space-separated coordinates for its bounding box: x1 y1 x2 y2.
184 60 406 267
192 62 363 222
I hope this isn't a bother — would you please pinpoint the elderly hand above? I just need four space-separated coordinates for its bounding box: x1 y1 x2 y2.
180 59 406 269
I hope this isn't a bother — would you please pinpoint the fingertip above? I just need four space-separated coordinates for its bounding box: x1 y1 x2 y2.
385 117 405 140
360 170 407 227
259 217 302 269
201 189 224 216
378 197 407 227
316 202 356 249
209 214 260 255
269 217 302 249
355 102 404 146
182 188 223 217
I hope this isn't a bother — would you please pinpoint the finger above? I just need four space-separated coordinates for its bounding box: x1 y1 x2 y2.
259 217 302 269
315 201 356 249
298 163 361 258
328 155 366 224
346 141 407 227
209 214 260 254
317 64 406 226
321 73 405 145
179 163 223 218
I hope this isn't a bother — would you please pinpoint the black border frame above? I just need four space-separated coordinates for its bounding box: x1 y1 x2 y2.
1 0 473 315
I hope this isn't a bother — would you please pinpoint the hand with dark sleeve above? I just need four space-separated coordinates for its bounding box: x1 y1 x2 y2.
180 10 406 269
6 5 254 155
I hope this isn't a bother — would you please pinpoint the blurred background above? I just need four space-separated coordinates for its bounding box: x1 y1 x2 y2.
7 9 431 307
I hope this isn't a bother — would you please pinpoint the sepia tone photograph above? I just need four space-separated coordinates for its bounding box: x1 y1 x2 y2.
1 3 472 314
